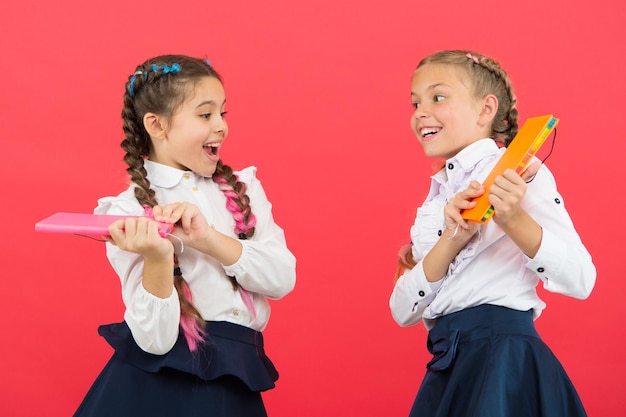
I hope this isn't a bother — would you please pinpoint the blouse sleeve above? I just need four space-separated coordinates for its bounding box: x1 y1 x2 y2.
94 192 181 355
389 262 442 326
223 167 296 299
523 165 596 299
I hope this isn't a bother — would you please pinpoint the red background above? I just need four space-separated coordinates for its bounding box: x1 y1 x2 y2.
1 0 623 415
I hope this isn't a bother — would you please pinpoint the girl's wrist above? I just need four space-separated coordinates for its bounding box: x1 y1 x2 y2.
186 224 216 253
141 242 175 264
442 224 476 247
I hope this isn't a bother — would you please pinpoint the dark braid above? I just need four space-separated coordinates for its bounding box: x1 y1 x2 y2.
212 160 257 290
120 55 250 351
212 160 256 239
120 88 156 207
417 50 520 146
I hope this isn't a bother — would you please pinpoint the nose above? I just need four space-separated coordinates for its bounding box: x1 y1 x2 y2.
413 104 430 119
411 105 429 133
214 115 228 135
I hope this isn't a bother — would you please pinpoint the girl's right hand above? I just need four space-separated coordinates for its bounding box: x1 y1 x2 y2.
107 217 174 261
443 181 484 243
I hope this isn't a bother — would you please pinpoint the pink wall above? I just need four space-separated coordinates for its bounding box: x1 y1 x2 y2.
1 0 623 415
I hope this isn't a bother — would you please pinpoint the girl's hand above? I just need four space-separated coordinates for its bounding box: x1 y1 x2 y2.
443 181 483 243
489 162 541 226
107 217 173 261
422 181 484 283
152 202 213 248
154 202 243 266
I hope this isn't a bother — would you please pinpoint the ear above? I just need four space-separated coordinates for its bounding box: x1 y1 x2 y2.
143 112 167 140
477 94 498 126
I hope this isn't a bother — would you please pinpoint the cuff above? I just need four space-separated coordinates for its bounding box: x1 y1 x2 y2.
525 228 566 281
223 240 250 277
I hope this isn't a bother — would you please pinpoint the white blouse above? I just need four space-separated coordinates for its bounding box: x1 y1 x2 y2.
390 139 596 330
95 160 296 354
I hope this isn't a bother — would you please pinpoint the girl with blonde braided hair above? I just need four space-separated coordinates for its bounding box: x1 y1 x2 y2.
75 55 296 417
390 50 595 416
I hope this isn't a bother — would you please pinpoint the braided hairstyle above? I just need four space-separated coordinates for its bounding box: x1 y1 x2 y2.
121 55 257 351
396 51 520 279
417 50 519 146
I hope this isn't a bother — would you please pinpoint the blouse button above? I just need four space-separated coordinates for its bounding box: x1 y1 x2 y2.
192 187 199 192
437 230 442 236
232 309 240 316
447 163 454 170
554 198 561 204
418 290 425 297
183 173 191 180
537 267 545 273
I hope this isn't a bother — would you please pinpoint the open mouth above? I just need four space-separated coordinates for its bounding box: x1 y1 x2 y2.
420 127 441 139
203 142 220 160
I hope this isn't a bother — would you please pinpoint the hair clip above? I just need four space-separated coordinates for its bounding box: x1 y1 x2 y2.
466 53 478 64
129 70 144 97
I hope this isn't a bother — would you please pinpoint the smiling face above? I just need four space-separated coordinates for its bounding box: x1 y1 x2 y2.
148 76 228 177
410 64 493 160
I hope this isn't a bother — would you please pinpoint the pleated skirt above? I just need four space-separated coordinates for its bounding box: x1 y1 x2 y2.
409 305 587 417
74 321 278 417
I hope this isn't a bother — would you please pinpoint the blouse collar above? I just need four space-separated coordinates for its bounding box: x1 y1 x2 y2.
449 138 499 172
432 138 500 184
144 159 193 189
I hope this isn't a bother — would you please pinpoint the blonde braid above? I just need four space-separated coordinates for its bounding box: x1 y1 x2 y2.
465 52 519 146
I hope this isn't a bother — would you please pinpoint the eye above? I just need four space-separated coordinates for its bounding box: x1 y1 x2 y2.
412 102 420 109
220 111 228 118
434 94 445 103
200 113 211 119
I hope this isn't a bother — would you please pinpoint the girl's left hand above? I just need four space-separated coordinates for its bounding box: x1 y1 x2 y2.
489 162 540 226
443 180 484 243
153 202 243 266
152 202 213 246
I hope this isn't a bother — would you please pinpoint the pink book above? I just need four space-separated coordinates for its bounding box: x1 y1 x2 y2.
35 212 174 237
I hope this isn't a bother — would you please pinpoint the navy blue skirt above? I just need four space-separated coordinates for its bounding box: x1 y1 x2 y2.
74 321 278 417
409 305 587 417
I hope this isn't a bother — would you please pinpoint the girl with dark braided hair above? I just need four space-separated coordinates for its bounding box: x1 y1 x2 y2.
390 50 595 417
74 55 295 417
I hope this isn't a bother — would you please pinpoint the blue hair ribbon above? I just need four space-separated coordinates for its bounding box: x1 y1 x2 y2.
129 74 137 97
129 64 181 97
149 63 181 74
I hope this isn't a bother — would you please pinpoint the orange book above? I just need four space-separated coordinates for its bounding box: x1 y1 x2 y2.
461 114 559 224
